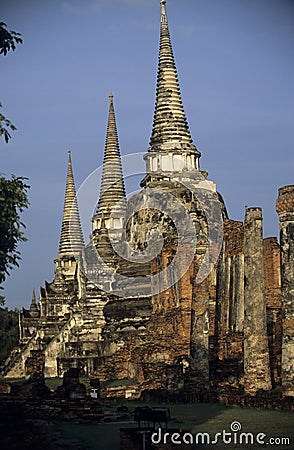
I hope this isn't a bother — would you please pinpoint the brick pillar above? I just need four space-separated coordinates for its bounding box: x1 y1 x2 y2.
276 185 294 397
191 271 210 390
263 237 282 387
216 244 230 335
243 208 272 394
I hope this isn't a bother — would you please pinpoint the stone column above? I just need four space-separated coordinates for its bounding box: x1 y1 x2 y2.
217 244 230 335
243 208 272 394
276 185 294 397
263 237 282 387
191 271 210 391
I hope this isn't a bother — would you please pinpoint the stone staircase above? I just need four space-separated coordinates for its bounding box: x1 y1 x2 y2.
1 332 37 378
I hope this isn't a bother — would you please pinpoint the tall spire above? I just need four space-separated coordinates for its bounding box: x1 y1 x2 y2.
149 0 198 155
29 288 39 318
95 94 126 219
58 150 84 256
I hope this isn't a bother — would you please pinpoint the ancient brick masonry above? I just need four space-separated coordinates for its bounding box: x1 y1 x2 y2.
213 220 244 392
276 185 294 397
243 208 272 394
25 351 45 380
217 220 244 336
263 237 282 387
191 263 212 391
1 1 293 406
213 215 283 396
146 242 195 391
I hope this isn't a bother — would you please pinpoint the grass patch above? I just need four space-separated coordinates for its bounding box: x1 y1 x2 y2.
55 402 294 450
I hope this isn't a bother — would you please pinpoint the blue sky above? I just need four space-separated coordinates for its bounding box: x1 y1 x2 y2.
1 0 293 309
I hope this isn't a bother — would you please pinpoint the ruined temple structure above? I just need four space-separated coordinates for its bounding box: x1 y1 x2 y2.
2 0 293 401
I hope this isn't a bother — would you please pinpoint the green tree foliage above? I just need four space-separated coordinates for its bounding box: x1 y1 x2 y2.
0 306 19 363
0 101 17 143
0 22 29 293
0 22 22 143
0 176 30 286
0 21 22 55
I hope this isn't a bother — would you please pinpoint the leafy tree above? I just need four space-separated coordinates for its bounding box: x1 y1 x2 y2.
0 22 25 359
0 101 17 143
0 22 22 143
0 176 30 285
0 21 22 55
0 306 19 363
0 22 29 292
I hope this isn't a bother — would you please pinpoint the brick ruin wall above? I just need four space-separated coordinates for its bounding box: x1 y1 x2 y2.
9 185 293 401
91 203 286 397
212 219 283 394
276 185 294 397
263 237 282 387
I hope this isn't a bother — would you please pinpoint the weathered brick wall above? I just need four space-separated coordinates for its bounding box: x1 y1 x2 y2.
10 161 291 404
213 220 244 392
243 208 272 395
25 351 45 380
224 220 244 256
190 269 211 390
217 220 244 337
263 237 282 308
276 185 294 397
210 333 244 393
140 243 194 390
263 237 282 387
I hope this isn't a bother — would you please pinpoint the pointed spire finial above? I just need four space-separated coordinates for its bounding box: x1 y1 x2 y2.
94 96 126 220
31 289 36 304
58 151 84 256
30 288 39 317
160 0 167 23
147 0 200 163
